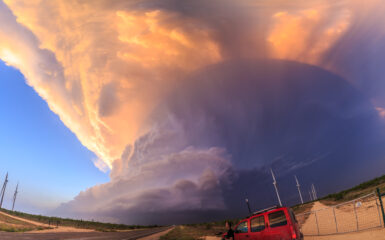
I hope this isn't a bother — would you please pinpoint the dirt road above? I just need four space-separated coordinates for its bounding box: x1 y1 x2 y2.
0 227 172 240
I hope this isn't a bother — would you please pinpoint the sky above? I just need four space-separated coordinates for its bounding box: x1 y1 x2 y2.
0 0 385 225
0 60 109 213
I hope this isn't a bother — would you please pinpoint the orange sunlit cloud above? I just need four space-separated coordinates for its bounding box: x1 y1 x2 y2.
268 7 351 64
1 0 222 171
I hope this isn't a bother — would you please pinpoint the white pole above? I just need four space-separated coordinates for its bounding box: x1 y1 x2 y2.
0 172 8 209
295 175 304 204
271 168 282 206
311 184 315 200
312 184 318 200
12 183 18 211
309 190 313 201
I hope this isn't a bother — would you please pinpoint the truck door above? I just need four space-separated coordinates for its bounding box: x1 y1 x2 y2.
265 210 291 240
234 220 250 240
249 214 267 240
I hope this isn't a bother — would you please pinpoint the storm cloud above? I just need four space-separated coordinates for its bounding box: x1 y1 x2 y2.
58 59 385 224
1 0 385 224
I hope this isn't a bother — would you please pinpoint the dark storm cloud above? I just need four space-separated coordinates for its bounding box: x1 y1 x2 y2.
164 59 385 213
322 2 385 107
57 59 385 224
167 59 384 168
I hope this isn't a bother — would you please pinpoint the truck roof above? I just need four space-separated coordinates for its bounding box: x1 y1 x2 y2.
249 205 285 218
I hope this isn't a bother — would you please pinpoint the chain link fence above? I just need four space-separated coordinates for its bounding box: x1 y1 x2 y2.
296 192 383 236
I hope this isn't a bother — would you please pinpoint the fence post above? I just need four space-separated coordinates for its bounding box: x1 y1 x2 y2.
376 198 382 227
314 211 320 235
333 207 338 233
353 200 359 231
376 188 385 227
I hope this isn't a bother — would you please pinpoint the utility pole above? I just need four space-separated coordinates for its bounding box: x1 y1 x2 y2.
312 184 318 200
0 172 9 209
270 168 282 206
309 190 313 201
295 175 304 204
12 183 18 211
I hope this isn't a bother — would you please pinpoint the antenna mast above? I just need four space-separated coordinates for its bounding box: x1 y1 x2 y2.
12 183 18 211
295 175 304 204
245 198 252 214
0 172 9 209
270 168 282 206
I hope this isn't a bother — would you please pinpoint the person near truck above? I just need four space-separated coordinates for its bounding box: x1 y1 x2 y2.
222 221 234 240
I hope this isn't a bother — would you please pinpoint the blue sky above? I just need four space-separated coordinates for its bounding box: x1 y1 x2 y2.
0 60 109 214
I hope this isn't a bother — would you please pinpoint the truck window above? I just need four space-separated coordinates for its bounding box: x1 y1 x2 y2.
268 210 287 228
236 221 248 233
250 215 265 232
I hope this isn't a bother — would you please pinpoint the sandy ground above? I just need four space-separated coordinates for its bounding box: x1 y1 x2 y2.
305 227 385 240
0 211 94 233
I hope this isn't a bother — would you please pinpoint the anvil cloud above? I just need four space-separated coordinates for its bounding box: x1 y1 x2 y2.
1 0 385 224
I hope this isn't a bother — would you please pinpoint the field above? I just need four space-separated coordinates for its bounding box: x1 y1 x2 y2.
0 208 159 232
0 211 49 232
321 174 385 203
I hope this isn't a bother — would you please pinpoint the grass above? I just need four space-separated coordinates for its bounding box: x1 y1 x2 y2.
0 208 160 232
0 223 47 232
0 211 50 232
320 174 385 203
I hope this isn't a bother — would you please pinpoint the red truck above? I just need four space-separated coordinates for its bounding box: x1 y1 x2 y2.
224 206 303 240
